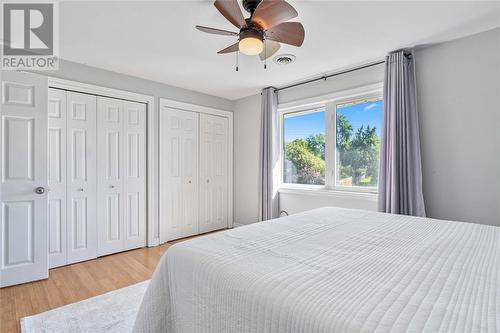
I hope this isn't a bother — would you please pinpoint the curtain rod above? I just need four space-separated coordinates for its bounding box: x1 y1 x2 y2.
274 59 385 93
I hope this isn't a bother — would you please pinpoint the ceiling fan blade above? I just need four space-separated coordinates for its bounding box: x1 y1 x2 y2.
218 42 240 54
251 0 298 30
266 22 305 47
259 40 281 61
195 25 239 36
214 0 247 29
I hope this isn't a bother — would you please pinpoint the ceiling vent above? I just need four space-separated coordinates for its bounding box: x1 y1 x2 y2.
273 54 296 65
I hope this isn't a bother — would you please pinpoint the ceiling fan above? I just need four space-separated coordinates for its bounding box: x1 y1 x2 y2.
196 0 305 65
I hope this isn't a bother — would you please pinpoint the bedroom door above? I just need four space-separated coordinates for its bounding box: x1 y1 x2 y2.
66 92 97 264
0 71 49 287
160 108 199 241
199 114 228 233
48 88 68 268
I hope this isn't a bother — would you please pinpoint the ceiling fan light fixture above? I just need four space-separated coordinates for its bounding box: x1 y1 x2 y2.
239 37 263 55
238 29 264 55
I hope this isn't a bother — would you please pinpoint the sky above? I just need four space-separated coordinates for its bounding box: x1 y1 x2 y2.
284 100 382 142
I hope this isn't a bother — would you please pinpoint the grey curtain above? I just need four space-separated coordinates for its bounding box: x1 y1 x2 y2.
378 50 426 216
259 87 280 221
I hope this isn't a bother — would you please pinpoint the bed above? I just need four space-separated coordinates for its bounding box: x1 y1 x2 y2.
133 207 500 332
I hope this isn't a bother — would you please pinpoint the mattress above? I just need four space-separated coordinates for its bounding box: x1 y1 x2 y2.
133 207 500 333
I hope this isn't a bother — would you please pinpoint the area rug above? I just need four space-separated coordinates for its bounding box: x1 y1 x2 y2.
21 280 149 333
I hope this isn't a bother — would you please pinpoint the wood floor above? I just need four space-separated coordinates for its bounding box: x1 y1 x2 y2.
0 240 183 333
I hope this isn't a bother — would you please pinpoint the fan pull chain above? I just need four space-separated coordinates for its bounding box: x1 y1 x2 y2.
236 51 239 72
264 40 267 69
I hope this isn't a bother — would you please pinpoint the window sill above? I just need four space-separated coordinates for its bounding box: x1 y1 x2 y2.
278 185 378 201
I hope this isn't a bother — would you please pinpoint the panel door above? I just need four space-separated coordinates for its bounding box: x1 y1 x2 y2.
199 114 229 233
122 100 146 251
97 97 124 256
66 92 97 264
48 88 67 268
0 71 48 287
160 108 199 241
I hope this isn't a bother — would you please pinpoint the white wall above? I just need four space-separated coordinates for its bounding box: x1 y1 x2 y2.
233 64 384 224
279 189 377 215
415 28 500 226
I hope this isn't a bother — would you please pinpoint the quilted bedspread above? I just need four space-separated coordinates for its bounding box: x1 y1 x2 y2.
133 207 500 333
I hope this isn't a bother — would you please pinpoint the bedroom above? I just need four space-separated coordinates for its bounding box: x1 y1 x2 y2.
0 1 499 332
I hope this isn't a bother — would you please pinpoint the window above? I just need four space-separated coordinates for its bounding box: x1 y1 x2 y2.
283 109 325 185
281 88 382 192
336 99 382 188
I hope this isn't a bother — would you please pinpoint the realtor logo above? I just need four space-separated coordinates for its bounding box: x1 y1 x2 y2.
2 2 59 70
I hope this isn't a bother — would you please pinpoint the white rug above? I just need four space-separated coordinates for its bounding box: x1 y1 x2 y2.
21 280 149 333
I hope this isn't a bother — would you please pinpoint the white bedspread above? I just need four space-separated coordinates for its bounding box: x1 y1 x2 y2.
133 207 500 333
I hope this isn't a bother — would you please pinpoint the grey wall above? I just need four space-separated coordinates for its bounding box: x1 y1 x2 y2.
40 59 234 111
415 28 500 226
278 64 384 105
234 28 500 227
233 94 262 224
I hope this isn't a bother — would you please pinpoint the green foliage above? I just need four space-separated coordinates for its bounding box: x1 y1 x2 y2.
336 113 353 152
284 112 380 187
305 134 325 160
284 139 325 184
341 125 380 186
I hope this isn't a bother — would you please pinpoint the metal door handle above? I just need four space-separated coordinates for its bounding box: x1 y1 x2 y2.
35 187 45 194
109 185 115 189
77 188 84 192
188 180 192 184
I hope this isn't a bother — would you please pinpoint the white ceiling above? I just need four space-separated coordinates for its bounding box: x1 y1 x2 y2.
60 1 500 100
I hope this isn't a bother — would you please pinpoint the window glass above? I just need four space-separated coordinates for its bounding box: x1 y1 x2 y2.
283 110 325 185
336 99 382 187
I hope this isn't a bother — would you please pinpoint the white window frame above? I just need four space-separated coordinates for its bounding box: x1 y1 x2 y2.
278 83 383 194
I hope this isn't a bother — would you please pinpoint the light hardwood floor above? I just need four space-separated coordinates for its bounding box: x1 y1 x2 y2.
0 240 182 333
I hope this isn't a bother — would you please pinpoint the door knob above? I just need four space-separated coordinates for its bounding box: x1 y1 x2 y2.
35 187 45 194
77 188 84 192
188 180 192 184
109 185 115 189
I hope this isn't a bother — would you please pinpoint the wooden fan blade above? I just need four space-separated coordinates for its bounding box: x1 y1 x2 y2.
251 0 297 30
214 0 247 29
259 40 281 61
196 25 239 36
266 22 305 47
218 42 239 54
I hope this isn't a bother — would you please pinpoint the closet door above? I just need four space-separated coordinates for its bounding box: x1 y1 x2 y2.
199 114 228 233
122 100 146 250
0 71 48 287
97 97 146 255
97 97 124 256
48 89 67 268
160 108 199 241
66 92 97 264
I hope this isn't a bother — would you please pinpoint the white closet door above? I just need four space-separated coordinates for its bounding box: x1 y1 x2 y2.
97 97 146 255
97 97 124 256
0 71 48 287
199 114 228 233
48 89 67 268
160 108 199 241
122 100 146 250
66 92 97 264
